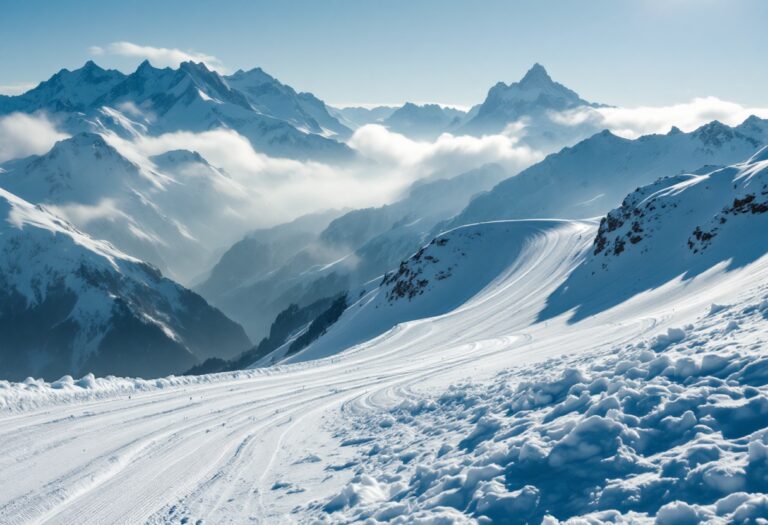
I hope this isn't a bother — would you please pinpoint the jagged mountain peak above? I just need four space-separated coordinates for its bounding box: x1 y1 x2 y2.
487 63 585 103
518 62 553 86
227 66 276 84
43 131 127 162
150 149 210 167
0 131 153 206
135 59 166 75
459 63 593 136
0 61 126 113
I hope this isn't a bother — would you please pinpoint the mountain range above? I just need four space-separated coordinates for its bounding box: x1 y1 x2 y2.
0 60 352 161
2 59 767 381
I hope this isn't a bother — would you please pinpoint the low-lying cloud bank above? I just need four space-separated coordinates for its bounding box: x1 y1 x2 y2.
2 95 767 234
551 96 768 139
349 124 541 175
103 123 540 228
0 113 69 163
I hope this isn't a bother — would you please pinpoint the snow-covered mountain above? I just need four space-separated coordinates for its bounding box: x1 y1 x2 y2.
0 132 254 283
0 187 249 382
542 145 768 322
96 61 352 160
261 144 768 367
0 61 352 161
280 220 580 365
449 116 768 229
0 61 125 114
381 102 467 139
331 65 599 149
329 105 398 129
226 67 351 138
459 63 596 136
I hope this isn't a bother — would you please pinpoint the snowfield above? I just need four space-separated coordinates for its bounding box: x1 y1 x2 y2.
1 211 767 523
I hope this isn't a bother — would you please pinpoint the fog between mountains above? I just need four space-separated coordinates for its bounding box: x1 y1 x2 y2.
3 94 768 231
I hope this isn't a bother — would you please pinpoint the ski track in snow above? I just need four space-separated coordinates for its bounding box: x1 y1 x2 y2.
1 219 766 524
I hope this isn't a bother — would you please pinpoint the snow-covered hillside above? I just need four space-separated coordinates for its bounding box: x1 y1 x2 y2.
283 220 580 365
542 145 768 322
1 196 766 522
0 188 249 381
450 117 768 229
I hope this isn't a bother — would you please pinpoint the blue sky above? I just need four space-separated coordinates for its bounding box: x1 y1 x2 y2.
1 0 766 107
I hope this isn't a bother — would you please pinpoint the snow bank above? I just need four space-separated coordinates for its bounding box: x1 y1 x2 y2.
305 291 768 523
0 368 276 413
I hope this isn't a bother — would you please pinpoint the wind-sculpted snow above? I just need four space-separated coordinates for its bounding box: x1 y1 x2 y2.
308 295 768 524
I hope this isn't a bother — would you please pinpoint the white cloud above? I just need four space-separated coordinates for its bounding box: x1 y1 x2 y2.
550 96 768 139
89 42 226 72
0 113 68 163
348 124 542 174
96 121 543 229
47 199 127 225
0 83 36 96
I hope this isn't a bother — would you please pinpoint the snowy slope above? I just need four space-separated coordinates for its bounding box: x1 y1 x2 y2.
0 188 249 381
203 164 508 341
284 220 576 365
1 207 766 523
541 146 768 322
450 117 768 229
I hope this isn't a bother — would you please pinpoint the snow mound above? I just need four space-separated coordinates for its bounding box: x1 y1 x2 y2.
307 294 768 523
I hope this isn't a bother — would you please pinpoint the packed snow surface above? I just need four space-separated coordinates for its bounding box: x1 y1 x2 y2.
0 218 767 523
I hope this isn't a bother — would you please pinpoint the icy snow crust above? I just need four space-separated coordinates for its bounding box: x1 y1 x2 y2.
0 176 767 522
